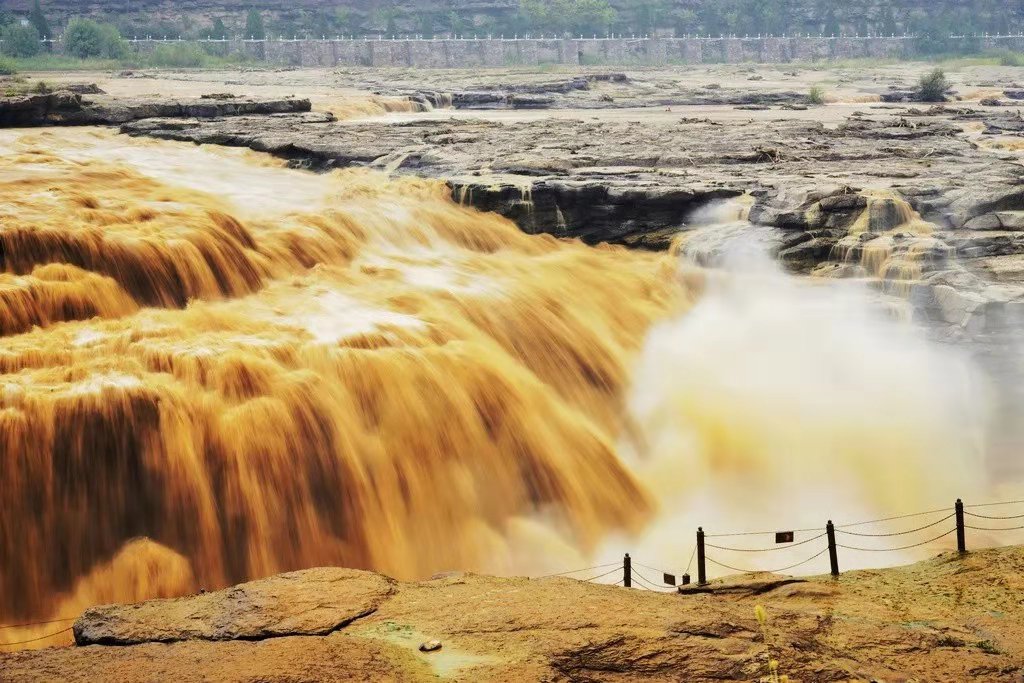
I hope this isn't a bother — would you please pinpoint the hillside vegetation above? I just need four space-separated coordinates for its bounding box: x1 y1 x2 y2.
0 0 1019 52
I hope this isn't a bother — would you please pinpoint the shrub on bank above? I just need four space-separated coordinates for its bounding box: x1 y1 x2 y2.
997 50 1024 67
64 18 127 59
148 43 208 68
918 68 951 102
807 85 826 105
245 9 266 39
1 24 41 58
0 56 16 75
28 0 50 39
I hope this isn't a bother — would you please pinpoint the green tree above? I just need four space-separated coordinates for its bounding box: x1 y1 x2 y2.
63 18 126 58
670 8 698 35
448 10 467 35
911 14 966 55
334 8 365 35
198 17 229 39
518 0 615 36
211 17 228 39
698 3 727 34
415 11 436 36
0 10 17 27
301 10 335 37
244 9 265 39
878 6 897 35
518 0 547 32
628 0 668 35
269 16 300 38
28 0 50 39
568 0 616 35
376 5 404 36
1 23 41 57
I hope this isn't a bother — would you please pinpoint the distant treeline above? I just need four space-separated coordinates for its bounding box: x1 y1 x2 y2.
1 0 1020 57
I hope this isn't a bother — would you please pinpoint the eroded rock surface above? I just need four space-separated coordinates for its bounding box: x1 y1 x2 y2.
4 547 1024 682
120 104 1024 261
0 92 312 127
74 568 394 645
115 97 1024 369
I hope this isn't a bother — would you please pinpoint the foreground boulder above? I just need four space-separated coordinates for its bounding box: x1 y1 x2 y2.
74 568 394 645
4 546 1024 681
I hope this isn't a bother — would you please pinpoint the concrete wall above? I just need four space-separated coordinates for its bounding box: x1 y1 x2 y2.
47 34 1024 67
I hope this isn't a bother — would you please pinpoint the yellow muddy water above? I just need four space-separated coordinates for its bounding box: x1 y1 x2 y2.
0 128 678 644
0 128 998 651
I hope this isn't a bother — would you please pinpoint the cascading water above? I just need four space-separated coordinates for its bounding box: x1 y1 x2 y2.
0 128 676 647
0 128 1011 650
826 190 948 295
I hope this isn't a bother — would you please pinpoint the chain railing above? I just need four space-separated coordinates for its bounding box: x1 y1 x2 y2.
4 497 1023 648
12 32 1024 46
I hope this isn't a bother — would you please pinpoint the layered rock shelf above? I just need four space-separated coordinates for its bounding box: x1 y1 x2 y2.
4 548 1024 681
0 91 312 127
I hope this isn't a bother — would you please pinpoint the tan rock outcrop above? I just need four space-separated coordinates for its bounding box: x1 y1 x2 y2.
73 567 394 645
5 547 1024 682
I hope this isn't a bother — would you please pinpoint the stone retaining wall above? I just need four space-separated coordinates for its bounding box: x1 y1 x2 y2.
65 35 1024 66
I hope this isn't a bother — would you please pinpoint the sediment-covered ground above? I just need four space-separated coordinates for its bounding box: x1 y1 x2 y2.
4 546 1024 682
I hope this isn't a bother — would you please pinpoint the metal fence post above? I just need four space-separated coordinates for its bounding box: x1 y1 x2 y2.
826 520 839 576
623 553 631 588
956 498 966 553
697 527 707 585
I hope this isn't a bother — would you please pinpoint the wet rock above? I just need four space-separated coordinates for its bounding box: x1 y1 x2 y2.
944 186 1024 229
0 93 311 128
450 91 506 107
119 101 1024 265
73 567 394 645
62 83 106 95
508 94 555 109
448 176 740 246
996 211 1024 230
965 213 1004 230
837 117 959 140
931 284 988 326
750 186 865 232
880 89 919 103
978 111 1024 135
0 91 83 127
943 231 1024 258
778 236 839 271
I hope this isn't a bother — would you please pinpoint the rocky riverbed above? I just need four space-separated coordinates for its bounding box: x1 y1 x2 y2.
0 89 311 126
4 547 1024 682
2 62 1023 451
112 87 1024 342
2 62 1022 402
